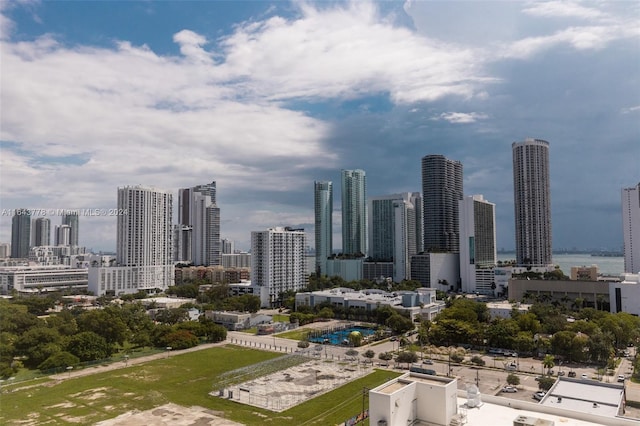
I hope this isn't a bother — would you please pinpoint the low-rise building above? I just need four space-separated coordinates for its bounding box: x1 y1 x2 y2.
486 301 531 319
204 310 272 330
0 265 88 294
295 287 445 321
609 273 640 316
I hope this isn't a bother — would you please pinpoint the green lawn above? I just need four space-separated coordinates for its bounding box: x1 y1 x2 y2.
0 345 400 426
272 314 290 323
275 328 311 341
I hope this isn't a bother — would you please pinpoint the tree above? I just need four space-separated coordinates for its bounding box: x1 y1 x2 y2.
76 309 130 346
348 331 363 347
345 349 359 358
362 349 375 363
163 330 199 350
67 331 113 362
506 373 520 386
317 307 334 320
15 327 63 368
537 376 555 391
379 352 393 361
38 351 79 371
470 355 485 366
542 354 555 376
386 314 414 335
396 351 418 367
298 341 310 348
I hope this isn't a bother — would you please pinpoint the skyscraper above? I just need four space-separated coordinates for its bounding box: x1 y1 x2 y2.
55 224 71 246
512 138 552 267
622 183 640 273
11 209 31 258
251 227 307 307
33 217 51 246
421 155 463 253
88 185 174 295
459 195 497 294
117 185 173 267
341 169 366 256
314 181 333 275
62 212 79 246
178 181 221 266
368 193 421 282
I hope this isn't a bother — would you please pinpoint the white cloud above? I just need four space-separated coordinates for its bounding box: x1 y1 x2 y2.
431 112 489 124
522 1 607 21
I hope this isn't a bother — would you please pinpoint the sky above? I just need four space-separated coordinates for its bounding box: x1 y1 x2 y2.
1 0 639 254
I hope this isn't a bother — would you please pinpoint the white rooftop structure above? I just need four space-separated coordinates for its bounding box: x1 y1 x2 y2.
540 379 625 418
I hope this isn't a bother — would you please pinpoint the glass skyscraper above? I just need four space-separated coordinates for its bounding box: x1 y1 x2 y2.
512 138 552 267
341 169 367 256
314 181 333 275
421 155 463 253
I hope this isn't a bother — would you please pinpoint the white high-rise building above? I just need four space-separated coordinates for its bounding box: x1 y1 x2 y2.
341 170 367 256
251 227 307 307
89 185 174 295
459 195 497 295
221 238 235 254
512 138 552 267
368 193 421 282
62 212 79 247
314 181 333 275
55 224 71 246
622 183 640 273
178 181 221 266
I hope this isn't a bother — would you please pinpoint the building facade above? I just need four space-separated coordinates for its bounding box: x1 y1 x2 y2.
341 169 367 256
89 186 174 295
314 180 333 275
11 209 31 258
512 138 552 267
62 212 79 246
622 183 640 273
368 192 422 283
459 195 497 294
251 227 308 307
33 217 51 247
0 265 88 294
178 181 221 266
55 224 71 246
421 155 463 253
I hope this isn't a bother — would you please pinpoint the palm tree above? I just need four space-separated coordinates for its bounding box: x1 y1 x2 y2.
543 354 555 376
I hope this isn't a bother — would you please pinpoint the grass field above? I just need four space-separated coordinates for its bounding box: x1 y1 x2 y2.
0 345 400 425
275 328 311 341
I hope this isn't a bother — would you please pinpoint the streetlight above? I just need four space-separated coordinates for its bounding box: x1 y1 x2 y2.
166 346 172 358
123 354 129 367
66 366 73 378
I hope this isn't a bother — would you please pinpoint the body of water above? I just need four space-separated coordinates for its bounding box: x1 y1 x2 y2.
498 253 624 276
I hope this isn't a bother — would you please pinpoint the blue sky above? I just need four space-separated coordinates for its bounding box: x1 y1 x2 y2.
1 0 638 253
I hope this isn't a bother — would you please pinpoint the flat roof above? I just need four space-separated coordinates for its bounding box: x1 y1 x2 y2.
461 398 618 426
541 380 623 417
378 381 410 394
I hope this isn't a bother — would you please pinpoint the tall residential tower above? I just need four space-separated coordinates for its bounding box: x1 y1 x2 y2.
459 195 497 294
341 169 367 256
622 183 640 273
11 209 31 258
178 181 221 266
421 155 463 253
314 181 333 275
251 227 307 307
512 138 552 267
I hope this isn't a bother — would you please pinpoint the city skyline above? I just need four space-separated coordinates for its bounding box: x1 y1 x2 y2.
1 1 638 252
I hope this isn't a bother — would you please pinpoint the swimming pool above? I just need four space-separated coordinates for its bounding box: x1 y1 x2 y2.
308 326 376 345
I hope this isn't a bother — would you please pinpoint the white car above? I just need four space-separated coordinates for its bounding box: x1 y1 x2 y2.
581 374 589 379
502 386 518 393
533 391 546 401
618 375 625 382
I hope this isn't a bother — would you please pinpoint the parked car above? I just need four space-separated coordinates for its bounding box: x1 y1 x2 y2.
533 391 546 401
581 374 589 379
567 371 576 377
502 386 518 393
423 359 434 365
618 375 625 383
